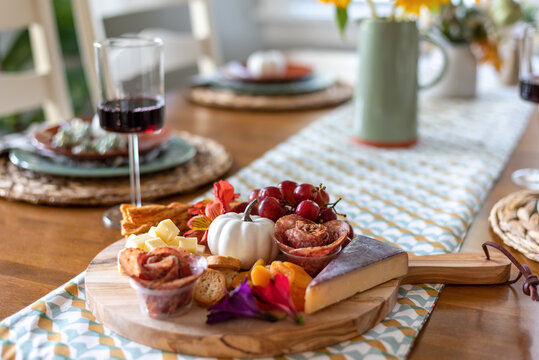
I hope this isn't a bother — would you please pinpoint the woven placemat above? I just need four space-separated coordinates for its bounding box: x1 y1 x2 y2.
489 190 539 262
187 81 353 111
0 132 233 206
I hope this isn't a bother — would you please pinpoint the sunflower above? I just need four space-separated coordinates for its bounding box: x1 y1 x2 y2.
395 0 450 16
318 0 352 8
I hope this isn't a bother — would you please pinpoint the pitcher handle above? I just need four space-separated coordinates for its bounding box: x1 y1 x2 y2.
419 34 449 90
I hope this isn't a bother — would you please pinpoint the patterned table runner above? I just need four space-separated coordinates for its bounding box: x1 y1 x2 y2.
0 71 531 360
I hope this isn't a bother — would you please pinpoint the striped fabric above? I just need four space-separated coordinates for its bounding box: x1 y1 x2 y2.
0 71 530 359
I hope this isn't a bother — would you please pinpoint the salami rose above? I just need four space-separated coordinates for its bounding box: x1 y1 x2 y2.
274 215 351 257
119 246 202 290
119 246 208 317
285 220 330 248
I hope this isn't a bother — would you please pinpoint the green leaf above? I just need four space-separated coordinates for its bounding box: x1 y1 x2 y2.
335 7 348 40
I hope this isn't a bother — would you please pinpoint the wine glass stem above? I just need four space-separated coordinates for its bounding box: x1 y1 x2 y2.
128 133 142 206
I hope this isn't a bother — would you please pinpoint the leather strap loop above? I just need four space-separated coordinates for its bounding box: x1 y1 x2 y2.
482 241 539 301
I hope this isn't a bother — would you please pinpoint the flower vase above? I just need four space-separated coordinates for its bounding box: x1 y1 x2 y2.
352 19 447 147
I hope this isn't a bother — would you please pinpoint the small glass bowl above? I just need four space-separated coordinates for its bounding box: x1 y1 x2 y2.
129 254 207 319
129 278 196 319
274 236 342 276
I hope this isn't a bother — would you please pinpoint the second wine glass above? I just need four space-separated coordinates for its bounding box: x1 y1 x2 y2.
513 26 539 189
95 37 164 226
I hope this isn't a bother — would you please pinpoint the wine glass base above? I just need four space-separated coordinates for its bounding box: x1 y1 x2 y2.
103 203 151 228
103 205 124 228
511 168 539 189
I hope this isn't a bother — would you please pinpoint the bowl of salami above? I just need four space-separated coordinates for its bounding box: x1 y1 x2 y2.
273 214 351 276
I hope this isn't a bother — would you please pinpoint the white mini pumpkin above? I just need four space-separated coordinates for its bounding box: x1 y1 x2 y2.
207 201 278 269
246 50 287 79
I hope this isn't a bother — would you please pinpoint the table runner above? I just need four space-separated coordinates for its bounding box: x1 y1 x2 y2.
0 71 531 360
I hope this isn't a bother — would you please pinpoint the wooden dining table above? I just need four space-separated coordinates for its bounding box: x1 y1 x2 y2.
1 89 538 360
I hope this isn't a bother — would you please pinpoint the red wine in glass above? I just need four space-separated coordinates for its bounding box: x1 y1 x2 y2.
98 97 164 133
519 76 539 103
513 26 539 190
95 37 164 227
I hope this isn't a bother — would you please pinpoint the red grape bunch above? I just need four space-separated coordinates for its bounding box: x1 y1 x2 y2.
248 180 343 223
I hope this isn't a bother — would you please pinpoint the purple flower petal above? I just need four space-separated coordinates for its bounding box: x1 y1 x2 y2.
206 280 280 324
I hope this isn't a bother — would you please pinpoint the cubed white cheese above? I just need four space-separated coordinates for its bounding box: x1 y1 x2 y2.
196 244 206 255
179 236 198 253
154 219 179 244
145 238 168 251
148 226 158 239
125 233 156 250
169 236 181 247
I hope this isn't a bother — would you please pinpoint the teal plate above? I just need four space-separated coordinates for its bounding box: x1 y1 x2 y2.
211 73 334 95
9 137 196 178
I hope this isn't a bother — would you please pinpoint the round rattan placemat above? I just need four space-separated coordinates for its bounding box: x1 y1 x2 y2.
489 190 539 262
0 132 233 206
186 81 354 111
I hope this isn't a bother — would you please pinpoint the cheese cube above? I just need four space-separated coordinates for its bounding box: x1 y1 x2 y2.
154 219 179 244
126 233 155 250
196 244 206 255
145 238 168 251
168 236 181 247
148 226 158 239
179 236 198 253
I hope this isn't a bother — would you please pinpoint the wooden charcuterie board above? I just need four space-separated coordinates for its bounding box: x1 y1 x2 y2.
85 239 512 357
85 239 400 357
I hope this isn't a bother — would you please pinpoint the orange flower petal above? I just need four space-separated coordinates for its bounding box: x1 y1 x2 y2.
213 180 239 213
187 215 212 231
205 201 224 220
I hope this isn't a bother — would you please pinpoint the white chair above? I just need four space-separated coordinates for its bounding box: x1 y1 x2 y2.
0 0 73 123
71 0 220 107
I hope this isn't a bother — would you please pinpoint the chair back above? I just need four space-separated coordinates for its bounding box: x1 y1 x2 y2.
0 0 73 123
71 0 220 107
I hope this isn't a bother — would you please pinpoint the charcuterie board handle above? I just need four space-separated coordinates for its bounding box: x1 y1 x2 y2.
404 252 511 285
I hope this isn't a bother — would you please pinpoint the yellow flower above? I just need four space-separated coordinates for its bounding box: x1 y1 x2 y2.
395 0 449 16
319 0 352 8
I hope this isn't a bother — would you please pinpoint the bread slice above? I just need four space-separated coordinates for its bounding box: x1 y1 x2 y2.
218 268 239 290
120 202 190 236
207 255 241 271
194 269 227 307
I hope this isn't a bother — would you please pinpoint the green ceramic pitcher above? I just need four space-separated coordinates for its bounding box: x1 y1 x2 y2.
353 19 447 147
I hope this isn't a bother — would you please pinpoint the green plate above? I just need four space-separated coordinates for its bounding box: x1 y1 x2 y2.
9 137 196 178
211 73 334 95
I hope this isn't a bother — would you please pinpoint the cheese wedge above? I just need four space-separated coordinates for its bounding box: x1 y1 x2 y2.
304 236 408 314
154 219 180 244
145 238 168 251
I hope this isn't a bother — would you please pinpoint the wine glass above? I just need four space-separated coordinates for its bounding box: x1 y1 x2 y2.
95 37 164 226
513 26 539 189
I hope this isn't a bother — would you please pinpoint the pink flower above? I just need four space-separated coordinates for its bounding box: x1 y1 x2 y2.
252 274 304 324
